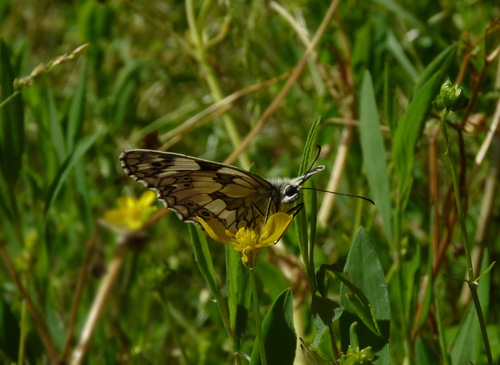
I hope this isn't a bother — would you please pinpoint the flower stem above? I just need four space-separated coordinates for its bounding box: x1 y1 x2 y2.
250 269 267 365
185 0 251 169
439 111 493 365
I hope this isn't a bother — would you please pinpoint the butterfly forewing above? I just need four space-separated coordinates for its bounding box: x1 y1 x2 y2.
120 150 286 232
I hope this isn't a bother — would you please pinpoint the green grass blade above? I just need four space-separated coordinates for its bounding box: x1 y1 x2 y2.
296 116 322 289
0 297 21 362
250 288 296 365
386 31 419 80
41 81 66 162
111 60 152 129
416 337 441 365
0 39 25 187
0 40 24 222
226 245 250 343
392 44 456 196
298 116 322 175
414 44 457 95
189 225 232 346
359 71 393 243
66 62 88 152
450 250 491 365
44 130 101 216
188 224 220 301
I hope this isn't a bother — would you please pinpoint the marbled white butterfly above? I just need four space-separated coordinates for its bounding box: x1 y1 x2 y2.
120 149 324 233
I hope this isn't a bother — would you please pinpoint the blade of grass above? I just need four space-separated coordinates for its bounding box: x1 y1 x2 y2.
188 225 234 356
0 39 24 186
359 71 392 243
226 245 250 351
392 44 457 197
44 130 101 218
0 39 24 223
296 116 322 292
42 82 66 163
66 62 88 152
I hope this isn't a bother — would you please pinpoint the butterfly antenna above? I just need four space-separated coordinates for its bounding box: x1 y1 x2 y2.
302 187 375 205
299 145 322 185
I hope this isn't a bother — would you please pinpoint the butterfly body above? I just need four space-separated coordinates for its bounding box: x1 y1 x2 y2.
120 149 324 233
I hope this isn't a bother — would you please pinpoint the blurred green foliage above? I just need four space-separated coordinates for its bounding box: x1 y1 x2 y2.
0 0 499 364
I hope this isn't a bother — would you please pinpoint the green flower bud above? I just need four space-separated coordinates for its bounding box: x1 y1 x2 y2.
433 79 469 112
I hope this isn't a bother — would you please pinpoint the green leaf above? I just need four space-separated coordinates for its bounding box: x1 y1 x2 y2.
392 44 457 197
450 249 491 365
414 44 457 95
296 116 322 283
44 129 101 216
188 224 221 301
386 31 419 80
0 39 24 186
66 62 88 151
0 297 20 362
383 62 397 134
415 337 440 365
338 228 390 363
403 244 426 329
226 245 250 345
250 288 296 365
373 0 447 47
0 40 24 221
326 264 381 337
111 60 152 129
311 293 343 350
359 71 392 243
298 116 322 176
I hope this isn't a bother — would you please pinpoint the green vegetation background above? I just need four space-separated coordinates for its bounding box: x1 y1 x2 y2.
0 0 499 364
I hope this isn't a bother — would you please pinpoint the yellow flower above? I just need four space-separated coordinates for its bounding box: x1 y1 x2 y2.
197 212 293 269
104 191 157 231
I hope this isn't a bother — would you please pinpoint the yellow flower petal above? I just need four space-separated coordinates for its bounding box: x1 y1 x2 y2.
198 212 294 269
257 212 293 246
139 190 157 207
104 192 157 231
197 217 232 244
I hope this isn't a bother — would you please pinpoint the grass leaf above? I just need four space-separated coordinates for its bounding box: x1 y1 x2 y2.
359 70 393 243
392 44 457 196
44 130 101 217
0 39 24 183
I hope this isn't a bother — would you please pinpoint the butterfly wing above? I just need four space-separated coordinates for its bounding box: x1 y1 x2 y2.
120 149 281 232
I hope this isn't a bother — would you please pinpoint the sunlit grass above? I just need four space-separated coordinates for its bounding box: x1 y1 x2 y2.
0 1 499 364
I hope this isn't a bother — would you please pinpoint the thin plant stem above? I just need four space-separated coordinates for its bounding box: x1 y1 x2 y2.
225 0 341 166
250 269 267 365
434 287 450 365
185 0 251 169
0 242 59 363
328 325 340 361
60 231 98 362
18 281 27 365
70 242 128 365
439 110 493 365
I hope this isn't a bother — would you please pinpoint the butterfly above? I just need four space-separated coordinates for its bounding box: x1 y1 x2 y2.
120 149 325 233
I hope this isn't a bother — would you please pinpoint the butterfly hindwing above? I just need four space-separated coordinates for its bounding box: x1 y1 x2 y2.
120 150 282 232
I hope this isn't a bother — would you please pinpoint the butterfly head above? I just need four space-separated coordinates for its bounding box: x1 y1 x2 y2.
273 165 325 205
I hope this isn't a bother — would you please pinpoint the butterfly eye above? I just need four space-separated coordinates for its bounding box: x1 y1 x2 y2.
284 185 298 198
